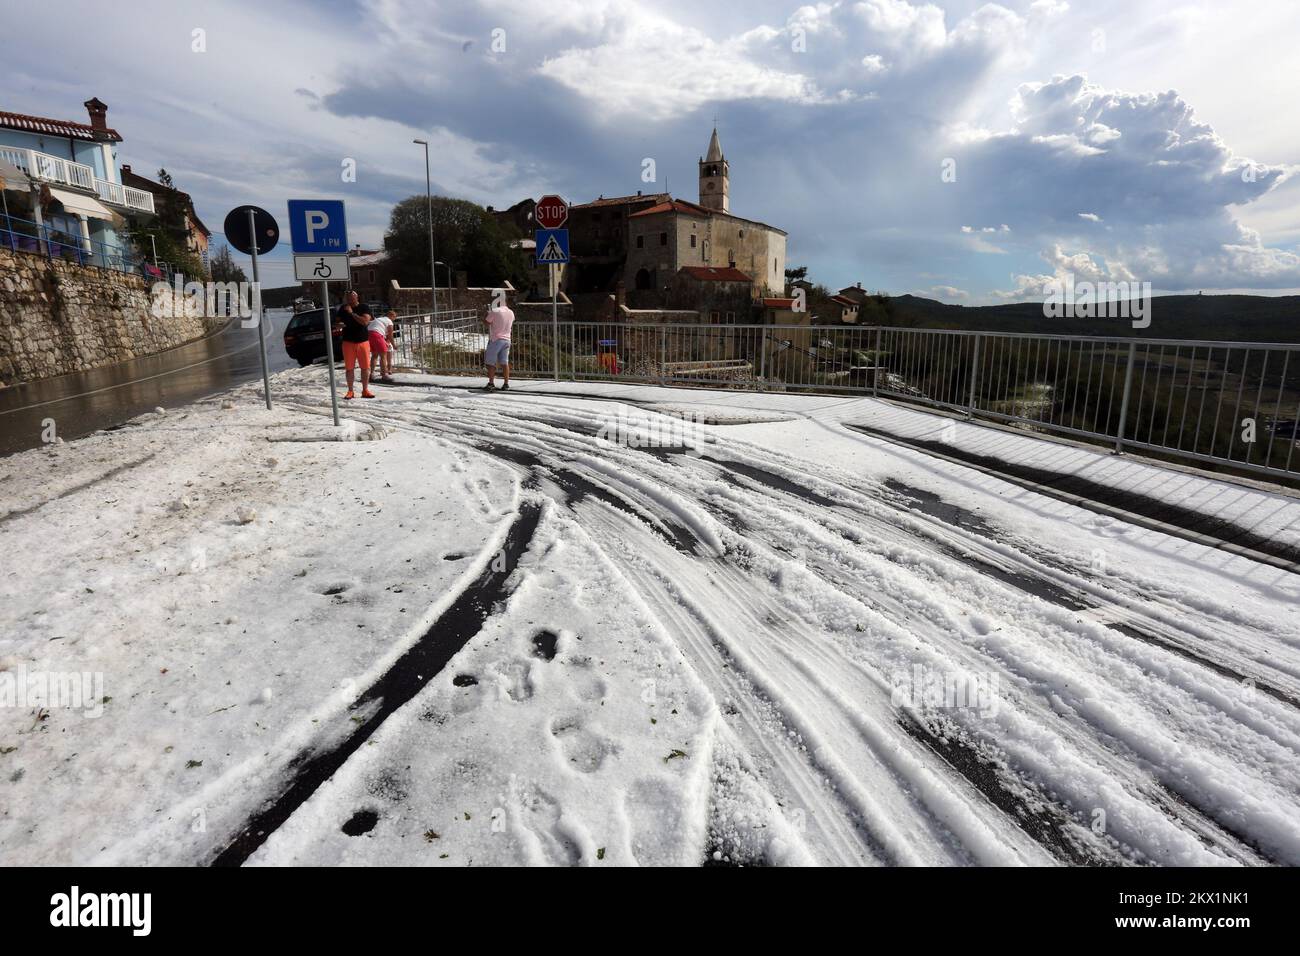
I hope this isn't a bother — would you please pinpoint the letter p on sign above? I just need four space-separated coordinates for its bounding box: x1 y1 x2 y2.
306 211 329 243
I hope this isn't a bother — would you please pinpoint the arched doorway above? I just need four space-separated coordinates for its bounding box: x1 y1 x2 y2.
634 268 652 290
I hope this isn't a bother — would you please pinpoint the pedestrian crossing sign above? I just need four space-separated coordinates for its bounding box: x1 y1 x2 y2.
535 228 570 264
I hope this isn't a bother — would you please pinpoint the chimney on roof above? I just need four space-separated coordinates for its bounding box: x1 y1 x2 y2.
636 190 641 196
84 97 109 138
120 164 131 175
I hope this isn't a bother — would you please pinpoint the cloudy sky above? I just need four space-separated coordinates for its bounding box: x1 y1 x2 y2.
8 0 1300 301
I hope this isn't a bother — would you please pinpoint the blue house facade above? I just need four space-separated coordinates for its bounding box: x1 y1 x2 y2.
0 97 156 271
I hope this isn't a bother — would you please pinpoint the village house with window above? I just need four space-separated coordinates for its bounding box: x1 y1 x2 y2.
506 127 787 320
346 249 393 304
0 97 156 271
621 130 786 304
828 294 860 324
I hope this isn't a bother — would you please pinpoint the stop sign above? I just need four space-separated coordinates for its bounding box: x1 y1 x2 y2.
535 194 569 229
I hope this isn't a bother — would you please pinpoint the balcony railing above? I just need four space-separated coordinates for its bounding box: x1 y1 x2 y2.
122 184 155 213
0 146 155 214
1 212 169 280
95 179 124 205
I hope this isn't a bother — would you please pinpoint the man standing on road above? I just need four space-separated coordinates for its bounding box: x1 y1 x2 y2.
337 291 375 399
483 300 515 391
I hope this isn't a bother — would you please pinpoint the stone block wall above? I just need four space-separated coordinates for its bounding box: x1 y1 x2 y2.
0 248 223 386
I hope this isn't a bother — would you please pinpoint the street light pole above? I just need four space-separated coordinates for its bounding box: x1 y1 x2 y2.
436 260 453 311
413 139 437 318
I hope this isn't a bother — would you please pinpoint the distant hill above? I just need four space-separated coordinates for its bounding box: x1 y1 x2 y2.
882 293 1300 343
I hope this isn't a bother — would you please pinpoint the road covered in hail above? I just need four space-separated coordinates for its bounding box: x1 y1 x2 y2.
2 367 1298 867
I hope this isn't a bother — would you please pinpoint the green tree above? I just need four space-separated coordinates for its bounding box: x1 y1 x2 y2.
383 195 526 289
137 168 207 277
806 283 837 322
858 293 891 326
209 243 247 283
128 221 204 280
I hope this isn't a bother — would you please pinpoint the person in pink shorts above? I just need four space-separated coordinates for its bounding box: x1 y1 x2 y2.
367 310 395 383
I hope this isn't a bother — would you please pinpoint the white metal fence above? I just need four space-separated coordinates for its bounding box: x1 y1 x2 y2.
393 318 1300 481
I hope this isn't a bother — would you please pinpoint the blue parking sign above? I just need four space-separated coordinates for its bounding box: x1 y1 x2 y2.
287 199 349 255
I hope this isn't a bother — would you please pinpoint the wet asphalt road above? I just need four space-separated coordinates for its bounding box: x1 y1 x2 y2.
0 309 298 457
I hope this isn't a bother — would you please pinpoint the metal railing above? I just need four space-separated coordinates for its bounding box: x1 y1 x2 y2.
402 319 1300 481
1 213 166 279
0 146 155 213
122 185 155 212
391 309 485 366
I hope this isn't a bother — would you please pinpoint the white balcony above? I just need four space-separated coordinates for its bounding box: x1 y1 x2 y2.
0 145 155 215
92 179 156 214
122 184 155 213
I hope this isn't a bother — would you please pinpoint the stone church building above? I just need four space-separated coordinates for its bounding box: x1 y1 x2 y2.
562 128 787 310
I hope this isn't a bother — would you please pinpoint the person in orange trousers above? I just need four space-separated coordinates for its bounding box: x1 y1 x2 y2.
337 291 375 399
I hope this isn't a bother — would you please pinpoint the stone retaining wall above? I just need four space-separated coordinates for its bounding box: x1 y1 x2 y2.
0 248 222 386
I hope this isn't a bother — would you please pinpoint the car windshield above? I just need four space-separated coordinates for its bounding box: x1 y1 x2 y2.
288 310 325 331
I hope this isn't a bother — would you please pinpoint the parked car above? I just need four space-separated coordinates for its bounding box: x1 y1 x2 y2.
283 308 342 366
292 296 317 313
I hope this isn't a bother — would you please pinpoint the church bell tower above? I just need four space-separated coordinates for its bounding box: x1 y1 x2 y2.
698 126 729 213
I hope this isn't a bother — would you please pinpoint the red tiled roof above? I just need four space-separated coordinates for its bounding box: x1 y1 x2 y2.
680 266 751 282
830 295 859 307
762 297 796 308
572 192 669 209
628 199 713 219
0 110 122 143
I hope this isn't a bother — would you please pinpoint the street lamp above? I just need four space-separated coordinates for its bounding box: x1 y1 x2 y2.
436 260 453 311
413 138 437 316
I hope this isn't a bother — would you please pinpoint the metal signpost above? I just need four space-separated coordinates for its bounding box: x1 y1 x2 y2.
534 205 570 382
223 205 279 410
287 200 349 426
